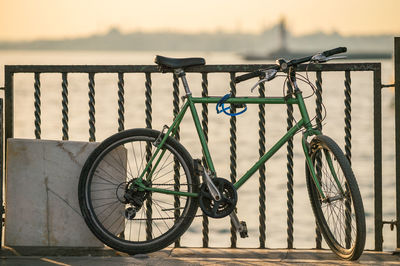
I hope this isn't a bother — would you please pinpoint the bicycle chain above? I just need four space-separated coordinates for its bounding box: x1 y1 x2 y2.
130 214 202 221
149 183 192 187
128 183 199 221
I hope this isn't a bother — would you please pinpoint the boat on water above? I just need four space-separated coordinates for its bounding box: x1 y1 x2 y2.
242 20 392 61
243 49 392 61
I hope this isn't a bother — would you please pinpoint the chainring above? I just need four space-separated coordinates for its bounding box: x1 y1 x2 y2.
199 177 237 218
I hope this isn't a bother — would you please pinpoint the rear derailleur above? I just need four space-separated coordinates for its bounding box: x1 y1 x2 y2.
117 179 150 220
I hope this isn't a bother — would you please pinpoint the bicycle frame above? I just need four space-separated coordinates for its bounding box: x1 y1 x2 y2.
136 89 328 199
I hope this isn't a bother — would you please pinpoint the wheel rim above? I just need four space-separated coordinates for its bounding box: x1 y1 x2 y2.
84 135 195 245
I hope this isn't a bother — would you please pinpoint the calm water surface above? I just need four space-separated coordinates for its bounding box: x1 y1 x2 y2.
0 50 396 250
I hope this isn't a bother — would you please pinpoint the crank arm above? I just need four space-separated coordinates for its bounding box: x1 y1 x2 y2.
202 169 222 201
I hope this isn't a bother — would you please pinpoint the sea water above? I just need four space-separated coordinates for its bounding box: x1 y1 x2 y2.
0 50 396 251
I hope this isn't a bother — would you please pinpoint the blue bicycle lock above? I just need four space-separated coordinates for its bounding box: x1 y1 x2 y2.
216 94 247 116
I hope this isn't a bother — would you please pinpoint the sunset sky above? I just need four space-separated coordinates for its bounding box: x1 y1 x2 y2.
0 0 399 41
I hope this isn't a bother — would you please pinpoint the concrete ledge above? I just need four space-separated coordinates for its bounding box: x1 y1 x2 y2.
1 246 122 257
5 139 102 247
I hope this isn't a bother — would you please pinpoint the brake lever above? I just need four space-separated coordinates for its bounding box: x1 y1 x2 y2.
250 69 278 93
311 53 346 63
325 55 347 61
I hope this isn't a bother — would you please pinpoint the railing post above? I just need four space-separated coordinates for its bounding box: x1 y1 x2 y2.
145 72 152 129
88 72 96 142
3 68 13 247
394 36 400 251
172 73 181 247
0 98 3 245
201 73 210 248
258 80 267 249
373 62 383 251
4 67 13 145
34 73 41 139
286 79 294 249
314 71 323 249
229 72 238 248
117 73 125 132
344 71 353 248
61 73 69 140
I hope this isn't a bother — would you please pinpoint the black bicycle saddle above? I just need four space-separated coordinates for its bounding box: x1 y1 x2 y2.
154 55 205 69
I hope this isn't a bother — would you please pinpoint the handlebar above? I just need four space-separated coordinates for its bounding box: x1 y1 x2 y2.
322 47 347 57
234 70 265 83
235 47 347 83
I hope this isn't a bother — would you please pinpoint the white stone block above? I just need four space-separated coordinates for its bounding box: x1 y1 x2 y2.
5 139 105 247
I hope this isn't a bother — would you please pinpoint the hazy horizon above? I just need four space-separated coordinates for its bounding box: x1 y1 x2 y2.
0 25 397 44
1 0 399 42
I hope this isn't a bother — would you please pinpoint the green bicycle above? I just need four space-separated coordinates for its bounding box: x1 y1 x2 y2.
78 47 366 260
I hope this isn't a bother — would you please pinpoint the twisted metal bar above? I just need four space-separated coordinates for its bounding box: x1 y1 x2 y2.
344 71 352 163
201 72 210 248
34 72 41 139
315 71 323 248
229 72 237 248
145 73 152 129
117 73 125 132
145 149 153 241
345 185 353 249
286 80 294 249
61 73 69 140
172 74 180 141
258 81 267 248
172 73 181 247
88 73 95 142
173 156 181 247
145 72 153 241
315 72 323 131
344 70 352 248
0 99 2 243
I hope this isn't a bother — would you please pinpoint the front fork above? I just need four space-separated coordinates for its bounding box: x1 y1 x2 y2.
302 131 327 200
302 132 346 201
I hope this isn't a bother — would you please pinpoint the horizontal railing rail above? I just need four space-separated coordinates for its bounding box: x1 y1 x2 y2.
3 62 386 251
4 62 381 72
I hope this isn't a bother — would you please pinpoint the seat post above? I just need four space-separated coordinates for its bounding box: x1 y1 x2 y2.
174 68 191 95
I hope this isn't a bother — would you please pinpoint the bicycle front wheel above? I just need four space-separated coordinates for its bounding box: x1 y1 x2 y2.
78 128 199 254
306 135 365 260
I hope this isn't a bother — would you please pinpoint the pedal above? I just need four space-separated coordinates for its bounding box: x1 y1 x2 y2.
229 211 249 238
239 221 248 238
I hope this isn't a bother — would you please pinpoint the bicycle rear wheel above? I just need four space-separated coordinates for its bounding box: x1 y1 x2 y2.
78 128 199 254
306 135 365 260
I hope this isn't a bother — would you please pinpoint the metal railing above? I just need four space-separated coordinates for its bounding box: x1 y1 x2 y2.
394 37 400 253
2 62 388 250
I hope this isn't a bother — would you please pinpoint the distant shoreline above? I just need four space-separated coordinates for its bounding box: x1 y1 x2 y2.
0 28 395 53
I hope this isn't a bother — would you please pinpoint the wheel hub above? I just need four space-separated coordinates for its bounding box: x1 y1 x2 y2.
116 179 150 219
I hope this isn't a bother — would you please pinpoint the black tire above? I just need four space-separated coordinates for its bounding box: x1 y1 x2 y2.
78 128 199 254
306 135 366 260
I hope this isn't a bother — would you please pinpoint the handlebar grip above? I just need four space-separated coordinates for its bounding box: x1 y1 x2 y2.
321 47 347 57
234 70 262 83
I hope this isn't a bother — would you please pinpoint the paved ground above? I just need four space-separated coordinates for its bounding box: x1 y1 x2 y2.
1 246 399 265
